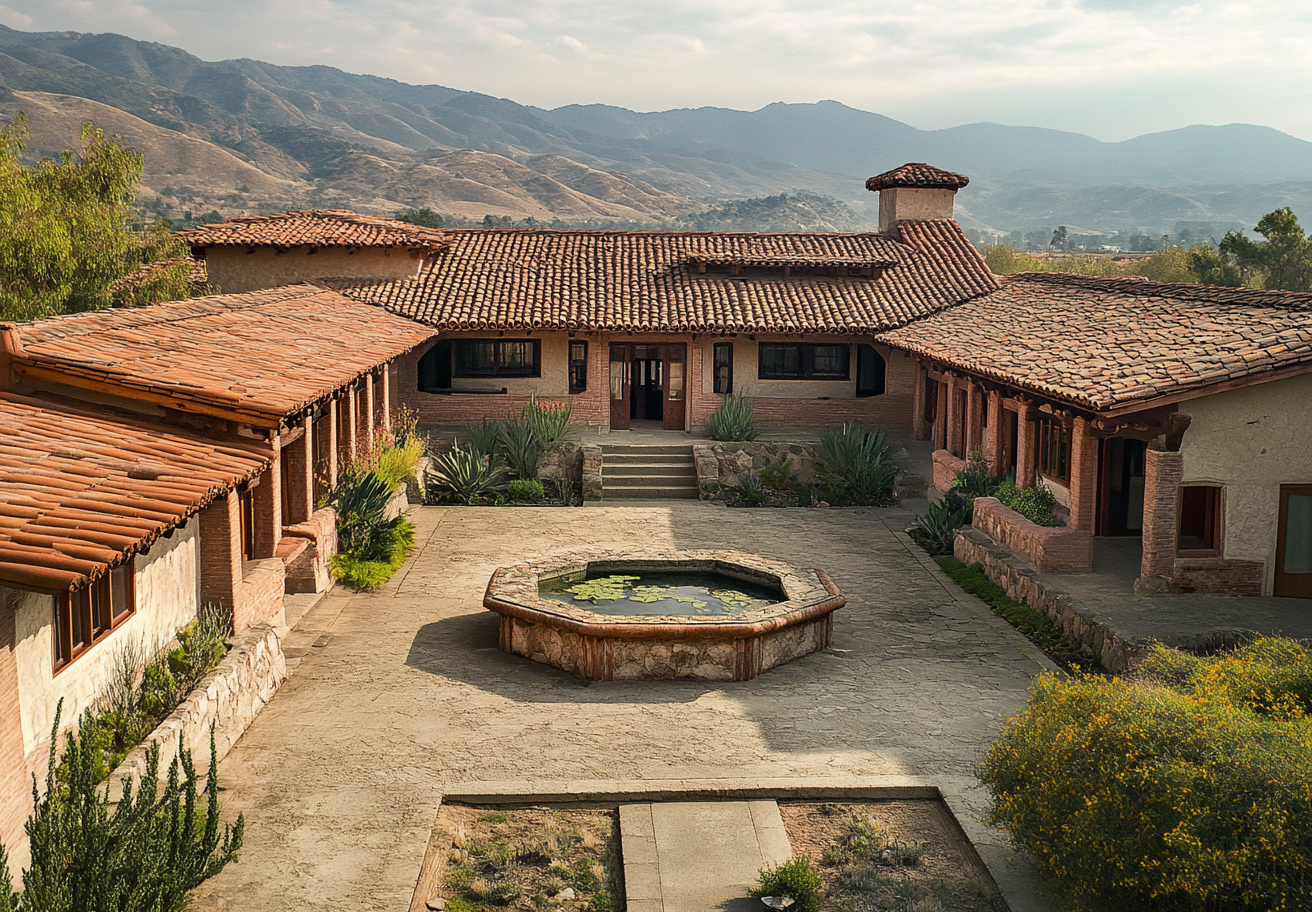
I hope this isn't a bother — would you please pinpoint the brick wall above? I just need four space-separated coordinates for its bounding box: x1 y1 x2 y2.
0 589 32 866
233 558 286 632
282 507 338 594
972 496 1094 571
199 491 242 611
932 449 968 492
1141 448 1183 579
1170 558 1266 596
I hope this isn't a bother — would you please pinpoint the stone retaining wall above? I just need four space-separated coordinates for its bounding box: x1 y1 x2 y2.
107 623 287 796
955 526 1137 673
582 445 603 501
537 446 583 485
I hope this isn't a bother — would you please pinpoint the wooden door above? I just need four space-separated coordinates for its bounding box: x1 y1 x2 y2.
609 343 630 430
662 344 686 431
1275 484 1312 598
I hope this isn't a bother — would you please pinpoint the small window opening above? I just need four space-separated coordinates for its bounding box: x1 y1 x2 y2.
713 342 733 394
569 341 588 394
1179 486 1223 554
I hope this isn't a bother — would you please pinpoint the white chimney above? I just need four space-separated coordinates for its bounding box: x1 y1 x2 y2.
865 163 969 234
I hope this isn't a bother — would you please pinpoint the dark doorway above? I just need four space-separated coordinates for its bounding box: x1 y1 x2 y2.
1005 409 1019 480
631 347 664 422
1097 438 1146 536
608 343 687 431
1275 485 1312 598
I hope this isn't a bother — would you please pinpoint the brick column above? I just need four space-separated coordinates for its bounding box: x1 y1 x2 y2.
199 490 242 609
284 416 313 525
341 388 358 466
1016 408 1037 487
912 365 929 441
1141 447 1184 579
983 392 1005 477
326 398 340 487
944 377 961 457
0 590 33 862
965 382 985 457
252 441 282 560
361 374 375 447
933 381 948 451
1067 418 1099 533
380 364 392 435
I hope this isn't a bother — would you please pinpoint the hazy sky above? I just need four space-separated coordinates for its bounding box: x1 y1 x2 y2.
2 0 1310 142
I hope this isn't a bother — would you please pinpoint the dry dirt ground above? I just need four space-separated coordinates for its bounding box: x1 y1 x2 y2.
192 502 1057 911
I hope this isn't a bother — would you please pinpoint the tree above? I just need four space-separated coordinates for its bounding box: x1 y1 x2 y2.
1187 245 1243 287
393 206 444 229
1219 207 1312 291
0 116 203 323
0 705 243 912
1050 226 1068 250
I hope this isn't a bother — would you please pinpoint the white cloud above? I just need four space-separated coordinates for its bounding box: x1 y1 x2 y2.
1 0 1310 141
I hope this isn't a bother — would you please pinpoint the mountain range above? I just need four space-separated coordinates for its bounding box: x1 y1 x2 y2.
2 23 1310 234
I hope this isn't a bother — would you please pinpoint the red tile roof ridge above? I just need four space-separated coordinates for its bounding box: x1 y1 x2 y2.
866 163 971 192
178 209 450 251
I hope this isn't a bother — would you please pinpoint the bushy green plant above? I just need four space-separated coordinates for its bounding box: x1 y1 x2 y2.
498 418 542 479
554 477 577 506
751 857 823 912
464 418 503 459
980 638 1312 912
758 455 794 488
950 449 997 499
327 468 410 562
328 518 414 590
909 490 972 556
508 478 544 503
993 480 1061 527
0 704 244 912
705 392 759 441
731 471 766 506
523 395 576 449
428 443 508 503
817 423 897 504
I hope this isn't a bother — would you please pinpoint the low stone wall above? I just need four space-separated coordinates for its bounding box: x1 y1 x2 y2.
581 445 603 502
384 482 410 520
282 507 337 594
931 449 967 492
234 557 286 632
955 526 1138 673
706 442 821 489
537 446 583 484
106 622 287 796
972 497 1092 572
406 455 433 504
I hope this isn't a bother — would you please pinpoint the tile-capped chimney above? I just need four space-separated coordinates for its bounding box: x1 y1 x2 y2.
866 163 970 234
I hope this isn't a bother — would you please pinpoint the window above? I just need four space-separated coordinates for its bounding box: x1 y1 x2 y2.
713 342 733 394
569 341 588 394
1037 417 1070 484
1179 486 1223 554
417 341 452 391
454 339 541 378
239 484 256 562
855 345 885 397
757 343 850 380
53 565 135 671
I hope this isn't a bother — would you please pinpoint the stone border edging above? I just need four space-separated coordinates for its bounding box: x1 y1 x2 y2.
106 622 287 797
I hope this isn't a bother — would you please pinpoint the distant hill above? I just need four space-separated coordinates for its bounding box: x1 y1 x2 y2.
2 23 1310 232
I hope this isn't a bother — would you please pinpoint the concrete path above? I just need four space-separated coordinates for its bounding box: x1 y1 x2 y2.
621 801 792 912
192 501 1061 912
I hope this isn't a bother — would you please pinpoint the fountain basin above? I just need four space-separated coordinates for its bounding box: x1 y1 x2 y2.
483 550 844 681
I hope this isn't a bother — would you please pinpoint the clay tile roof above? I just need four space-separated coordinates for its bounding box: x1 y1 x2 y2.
329 220 999 335
178 209 450 252
0 391 270 593
4 285 436 425
879 272 1312 412
865 163 971 192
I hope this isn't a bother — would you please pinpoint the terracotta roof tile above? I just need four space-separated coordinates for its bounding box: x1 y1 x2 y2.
329 220 998 334
865 163 971 192
880 272 1312 412
0 391 270 592
178 209 450 252
4 285 436 425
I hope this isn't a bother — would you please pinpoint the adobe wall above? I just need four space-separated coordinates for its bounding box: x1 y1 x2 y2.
1172 372 1312 595
0 588 31 868
13 520 200 763
200 247 424 294
397 333 917 432
878 187 956 230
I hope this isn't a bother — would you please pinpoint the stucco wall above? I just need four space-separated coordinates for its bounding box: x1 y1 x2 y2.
14 519 200 758
878 188 956 230
201 247 424 294
1177 372 1312 595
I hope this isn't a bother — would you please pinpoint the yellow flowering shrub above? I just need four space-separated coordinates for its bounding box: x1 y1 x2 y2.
980 637 1312 911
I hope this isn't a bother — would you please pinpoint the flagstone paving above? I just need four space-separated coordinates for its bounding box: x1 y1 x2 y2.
193 502 1058 912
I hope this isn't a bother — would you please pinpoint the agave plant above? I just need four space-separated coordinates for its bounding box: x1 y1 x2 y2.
523 395 576 449
328 467 411 560
427 442 508 503
817 423 897 504
464 417 503 459
498 417 542 479
705 392 759 441
909 491 973 556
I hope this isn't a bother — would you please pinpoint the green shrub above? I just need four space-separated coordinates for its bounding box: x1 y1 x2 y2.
508 478 544 503
554 477 577 506
751 857 823 912
817 423 897 504
705 392 759 441
523 395 576 449
428 442 508 503
909 491 972 555
993 480 1061 526
371 434 426 490
465 417 503 459
980 638 1312 912
329 518 414 590
497 418 542 479
758 455 794 488
327 468 410 561
950 449 996 499
0 704 244 912
731 470 766 506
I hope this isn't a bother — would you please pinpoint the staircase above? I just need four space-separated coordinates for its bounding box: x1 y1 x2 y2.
600 444 699 500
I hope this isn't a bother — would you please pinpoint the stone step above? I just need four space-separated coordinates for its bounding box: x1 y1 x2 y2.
600 445 695 457
602 464 697 478
603 485 700 500
603 452 695 466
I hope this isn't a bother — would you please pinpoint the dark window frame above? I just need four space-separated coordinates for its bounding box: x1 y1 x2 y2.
713 342 734 394
1178 485 1224 556
757 343 851 381
454 339 541 379
53 564 135 673
568 340 588 394
1037 416 1071 485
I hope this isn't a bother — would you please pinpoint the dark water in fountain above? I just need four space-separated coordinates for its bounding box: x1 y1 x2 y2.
540 569 783 617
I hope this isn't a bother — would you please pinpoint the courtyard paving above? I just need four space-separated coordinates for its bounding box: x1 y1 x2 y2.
193 502 1059 911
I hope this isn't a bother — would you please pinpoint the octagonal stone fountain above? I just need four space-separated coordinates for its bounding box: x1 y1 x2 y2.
482 550 844 681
